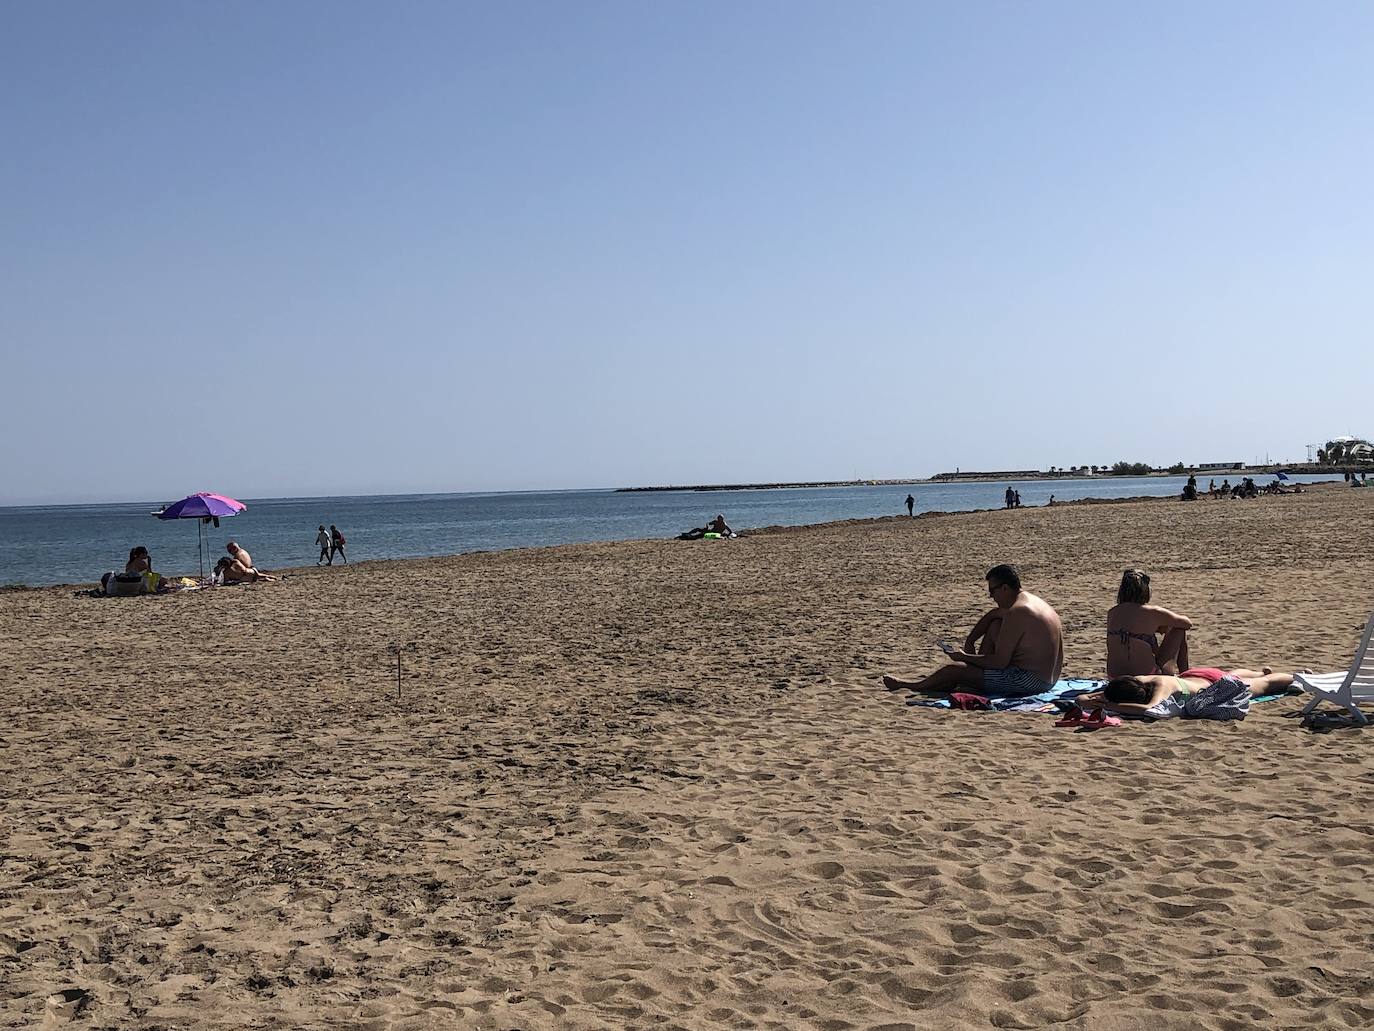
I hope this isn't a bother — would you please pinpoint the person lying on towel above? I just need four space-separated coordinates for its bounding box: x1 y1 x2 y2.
1079 667 1298 716
677 514 736 540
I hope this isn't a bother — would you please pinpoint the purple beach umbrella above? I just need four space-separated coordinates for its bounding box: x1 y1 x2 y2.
157 492 247 520
155 492 248 578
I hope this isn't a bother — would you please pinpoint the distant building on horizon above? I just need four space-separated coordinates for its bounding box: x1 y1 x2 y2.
1196 460 1245 470
1320 436 1374 465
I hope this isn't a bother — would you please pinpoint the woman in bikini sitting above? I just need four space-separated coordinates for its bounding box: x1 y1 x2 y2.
1106 569 1193 677
1081 667 1298 716
124 546 175 592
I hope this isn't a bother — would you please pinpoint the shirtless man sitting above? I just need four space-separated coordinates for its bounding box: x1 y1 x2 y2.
883 563 1064 698
221 541 275 582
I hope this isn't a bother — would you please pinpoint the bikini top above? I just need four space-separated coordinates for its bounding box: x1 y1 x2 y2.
1107 628 1158 654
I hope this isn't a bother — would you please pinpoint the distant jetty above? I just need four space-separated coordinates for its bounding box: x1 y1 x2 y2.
617 462 1345 493
616 479 923 493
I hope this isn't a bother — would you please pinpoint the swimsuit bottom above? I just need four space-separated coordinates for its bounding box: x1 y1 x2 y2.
1180 667 1227 684
983 666 1054 698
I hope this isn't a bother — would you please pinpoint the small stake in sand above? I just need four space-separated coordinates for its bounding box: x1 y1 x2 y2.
387 642 411 700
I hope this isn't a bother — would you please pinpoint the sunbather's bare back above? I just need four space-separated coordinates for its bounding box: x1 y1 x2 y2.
1003 591 1063 684
1106 602 1193 677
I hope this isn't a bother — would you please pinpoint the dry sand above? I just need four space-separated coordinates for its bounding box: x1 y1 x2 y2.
3 484 1374 1029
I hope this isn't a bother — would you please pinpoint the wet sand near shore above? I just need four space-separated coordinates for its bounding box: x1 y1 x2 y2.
3 484 1374 1029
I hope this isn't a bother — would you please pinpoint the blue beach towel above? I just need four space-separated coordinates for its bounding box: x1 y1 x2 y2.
908 678 1292 716
907 678 1104 714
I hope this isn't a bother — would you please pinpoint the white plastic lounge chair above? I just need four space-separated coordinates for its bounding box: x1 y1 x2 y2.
1296 607 1374 725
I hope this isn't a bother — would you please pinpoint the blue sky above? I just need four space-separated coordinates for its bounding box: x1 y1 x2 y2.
3 2 1371 504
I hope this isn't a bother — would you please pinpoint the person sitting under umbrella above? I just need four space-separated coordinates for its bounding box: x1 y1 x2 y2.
220 541 276 583
101 546 181 594
126 546 153 576
125 545 170 592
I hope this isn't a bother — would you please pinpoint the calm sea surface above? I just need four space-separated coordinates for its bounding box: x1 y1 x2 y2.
0 474 1334 587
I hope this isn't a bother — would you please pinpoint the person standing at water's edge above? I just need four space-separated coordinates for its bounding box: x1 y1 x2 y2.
882 564 1063 697
905 494 915 517
316 525 332 565
330 525 348 563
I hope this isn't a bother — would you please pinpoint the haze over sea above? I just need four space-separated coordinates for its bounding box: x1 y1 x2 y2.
0 474 1333 587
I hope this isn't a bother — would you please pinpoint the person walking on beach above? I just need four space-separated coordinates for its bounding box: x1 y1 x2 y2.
330 525 348 563
905 494 915 517
1013 490 1023 508
1004 487 1015 510
316 525 332 565
882 563 1063 697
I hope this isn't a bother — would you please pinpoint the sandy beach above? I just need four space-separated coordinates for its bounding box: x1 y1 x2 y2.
3 484 1374 1029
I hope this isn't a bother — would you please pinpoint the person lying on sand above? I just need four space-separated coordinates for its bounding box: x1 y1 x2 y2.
677 514 737 540
1106 569 1192 677
220 542 276 582
883 564 1063 698
1078 667 1298 716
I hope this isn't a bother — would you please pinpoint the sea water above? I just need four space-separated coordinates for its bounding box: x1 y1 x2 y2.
0 475 1334 587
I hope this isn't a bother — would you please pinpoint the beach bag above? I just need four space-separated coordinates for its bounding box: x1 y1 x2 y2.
105 572 145 597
